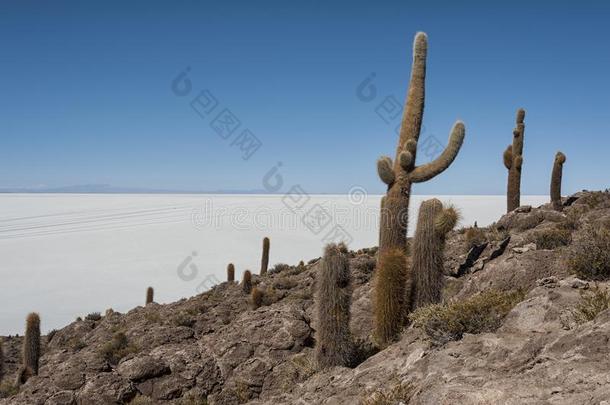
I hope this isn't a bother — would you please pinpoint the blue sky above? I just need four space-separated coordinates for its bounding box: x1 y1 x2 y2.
0 0 609 194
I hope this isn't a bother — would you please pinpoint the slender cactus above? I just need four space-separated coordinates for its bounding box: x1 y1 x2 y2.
375 32 465 345
260 237 270 275
504 108 526 212
227 263 235 282
315 243 353 368
551 151 566 211
373 248 409 346
242 270 252 294
23 313 41 376
410 199 459 310
146 287 154 305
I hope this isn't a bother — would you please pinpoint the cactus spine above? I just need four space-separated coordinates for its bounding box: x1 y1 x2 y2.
504 108 526 212
242 270 252 294
315 243 353 368
410 199 459 310
260 237 270 275
146 287 154 305
23 313 41 376
227 263 235 282
551 151 566 211
375 32 465 345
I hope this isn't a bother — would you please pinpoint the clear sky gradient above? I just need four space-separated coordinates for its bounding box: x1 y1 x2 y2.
1 0 609 195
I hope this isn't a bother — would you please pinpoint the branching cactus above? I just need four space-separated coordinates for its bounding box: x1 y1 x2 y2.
23 313 41 376
315 243 353 368
146 287 154 305
373 248 408 346
410 199 459 310
227 263 235 282
242 270 252 294
260 237 270 275
551 151 566 211
504 108 526 212
375 32 464 345
377 32 465 257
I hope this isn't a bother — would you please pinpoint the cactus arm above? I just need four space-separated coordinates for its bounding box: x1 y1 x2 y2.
503 145 513 169
377 156 395 185
396 32 427 155
410 121 465 183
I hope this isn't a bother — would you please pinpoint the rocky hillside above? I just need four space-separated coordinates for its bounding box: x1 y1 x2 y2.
1 191 610 405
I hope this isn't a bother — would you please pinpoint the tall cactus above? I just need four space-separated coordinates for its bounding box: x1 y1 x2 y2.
23 313 41 376
315 243 353 368
227 263 235 282
377 32 465 256
373 248 408 346
550 151 566 211
410 199 459 310
260 237 270 275
504 108 526 212
146 287 154 305
375 32 465 344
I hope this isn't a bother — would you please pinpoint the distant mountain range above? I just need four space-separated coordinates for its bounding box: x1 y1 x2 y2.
0 184 270 194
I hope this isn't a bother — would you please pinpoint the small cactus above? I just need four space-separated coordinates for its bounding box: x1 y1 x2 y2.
504 108 526 212
373 248 408 347
23 313 41 376
251 287 264 309
260 237 270 275
146 287 154 305
227 263 235 282
242 270 252 294
315 243 353 368
551 151 566 211
410 199 459 310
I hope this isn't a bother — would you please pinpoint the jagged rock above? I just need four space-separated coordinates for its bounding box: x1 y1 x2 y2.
455 242 488 277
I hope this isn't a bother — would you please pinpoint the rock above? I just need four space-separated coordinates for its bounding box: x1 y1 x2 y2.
536 276 559 288
570 279 590 289
117 356 170 382
455 242 488 277
515 205 532 213
513 243 537 254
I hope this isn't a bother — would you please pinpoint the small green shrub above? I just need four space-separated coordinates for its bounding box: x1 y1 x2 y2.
173 311 196 327
100 331 138 364
464 226 485 250
409 289 525 345
360 382 415 405
144 311 162 324
568 221 610 280
85 312 102 322
130 395 155 405
270 263 291 274
568 286 610 325
0 381 19 398
530 227 571 249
